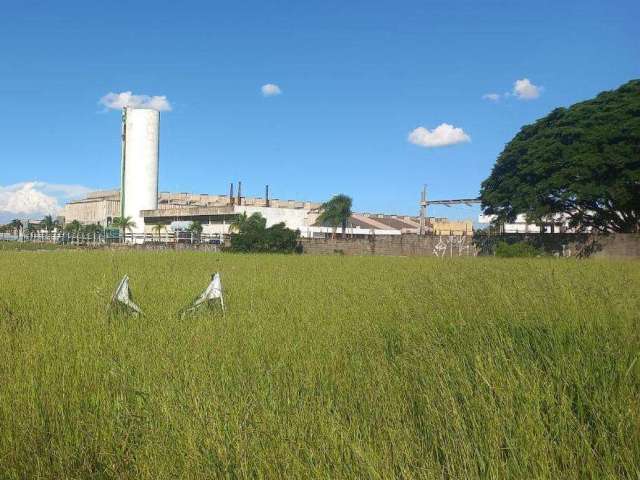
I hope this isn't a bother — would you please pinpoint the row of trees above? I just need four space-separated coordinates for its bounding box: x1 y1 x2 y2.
0 215 62 235
0 215 137 237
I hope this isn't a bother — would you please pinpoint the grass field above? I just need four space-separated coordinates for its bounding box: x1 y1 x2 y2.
0 250 639 479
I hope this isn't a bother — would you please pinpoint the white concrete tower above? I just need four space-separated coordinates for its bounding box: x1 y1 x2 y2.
120 108 159 234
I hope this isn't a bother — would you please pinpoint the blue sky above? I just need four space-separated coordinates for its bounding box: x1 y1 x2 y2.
1 0 638 221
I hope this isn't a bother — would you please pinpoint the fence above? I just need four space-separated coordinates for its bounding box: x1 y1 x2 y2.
0 231 224 246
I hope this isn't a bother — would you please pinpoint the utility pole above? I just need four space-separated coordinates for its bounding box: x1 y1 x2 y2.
419 184 427 235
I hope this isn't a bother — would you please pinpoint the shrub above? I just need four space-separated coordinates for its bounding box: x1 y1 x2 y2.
495 241 542 257
227 213 300 253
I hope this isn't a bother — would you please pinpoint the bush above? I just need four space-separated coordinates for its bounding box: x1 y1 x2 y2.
495 241 542 258
227 213 300 253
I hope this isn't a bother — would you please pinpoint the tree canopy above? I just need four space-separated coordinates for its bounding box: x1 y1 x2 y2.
187 221 203 235
112 216 136 232
318 194 353 238
480 79 640 233
41 215 58 233
64 220 82 234
227 213 300 253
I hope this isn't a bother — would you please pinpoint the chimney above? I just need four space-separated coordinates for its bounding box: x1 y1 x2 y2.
265 185 270 207
229 182 235 205
237 181 242 206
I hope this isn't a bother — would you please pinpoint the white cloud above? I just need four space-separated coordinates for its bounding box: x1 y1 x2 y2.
408 123 471 148
512 78 542 100
99 91 172 111
0 182 92 221
261 84 282 97
482 93 501 102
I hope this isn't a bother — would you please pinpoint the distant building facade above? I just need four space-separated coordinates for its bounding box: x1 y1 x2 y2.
477 213 588 233
62 190 474 237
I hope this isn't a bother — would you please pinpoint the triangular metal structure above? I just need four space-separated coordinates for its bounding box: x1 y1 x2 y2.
181 272 225 317
109 274 143 315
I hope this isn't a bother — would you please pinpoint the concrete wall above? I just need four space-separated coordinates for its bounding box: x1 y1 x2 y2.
300 235 476 257
475 233 640 258
300 234 640 258
61 199 119 225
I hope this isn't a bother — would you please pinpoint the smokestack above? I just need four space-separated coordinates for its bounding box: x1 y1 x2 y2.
265 185 270 207
229 182 234 205
237 181 242 206
121 108 160 235
119 107 127 219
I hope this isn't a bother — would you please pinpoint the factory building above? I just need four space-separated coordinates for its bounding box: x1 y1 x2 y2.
62 189 472 238
477 213 583 233
61 105 473 239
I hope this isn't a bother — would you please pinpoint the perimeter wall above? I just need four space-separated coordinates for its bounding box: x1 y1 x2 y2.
298 234 640 258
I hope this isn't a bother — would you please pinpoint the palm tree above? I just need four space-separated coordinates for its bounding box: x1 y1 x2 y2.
152 224 165 242
111 216 136 242
318 194 353 239
187 221 203 242
228 212 248 233
9 219 23 235
24 222 37 235
41 215 59 238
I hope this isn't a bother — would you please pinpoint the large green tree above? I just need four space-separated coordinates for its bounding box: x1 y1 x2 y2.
318 194 353 238
228 213 299 253
481 79 640 233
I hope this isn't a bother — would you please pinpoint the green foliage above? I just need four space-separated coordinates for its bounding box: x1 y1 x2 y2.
41 215 58 233
82 223 104 236
151 224 165 239
495 241 542 258
8 219 23 233
481 79 640 232
111 216 136 237
64 220 82 234
0 252 638 478
187 220 203 235
23 223 38 234
318 194 353 238
227 212 299 253
228 211 248 233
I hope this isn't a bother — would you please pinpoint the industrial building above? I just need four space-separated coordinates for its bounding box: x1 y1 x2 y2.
477 213 583 233
61 106 473 239
62 189 473 238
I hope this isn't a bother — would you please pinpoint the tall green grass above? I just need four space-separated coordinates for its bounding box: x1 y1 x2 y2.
0 251 638 479
0 240 73 251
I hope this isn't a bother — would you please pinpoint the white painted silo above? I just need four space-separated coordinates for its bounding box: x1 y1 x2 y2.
121 108 159 235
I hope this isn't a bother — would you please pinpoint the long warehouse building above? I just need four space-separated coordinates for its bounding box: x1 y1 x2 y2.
62 190 473 237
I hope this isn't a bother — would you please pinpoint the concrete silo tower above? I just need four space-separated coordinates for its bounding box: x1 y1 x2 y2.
120 107 160 235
